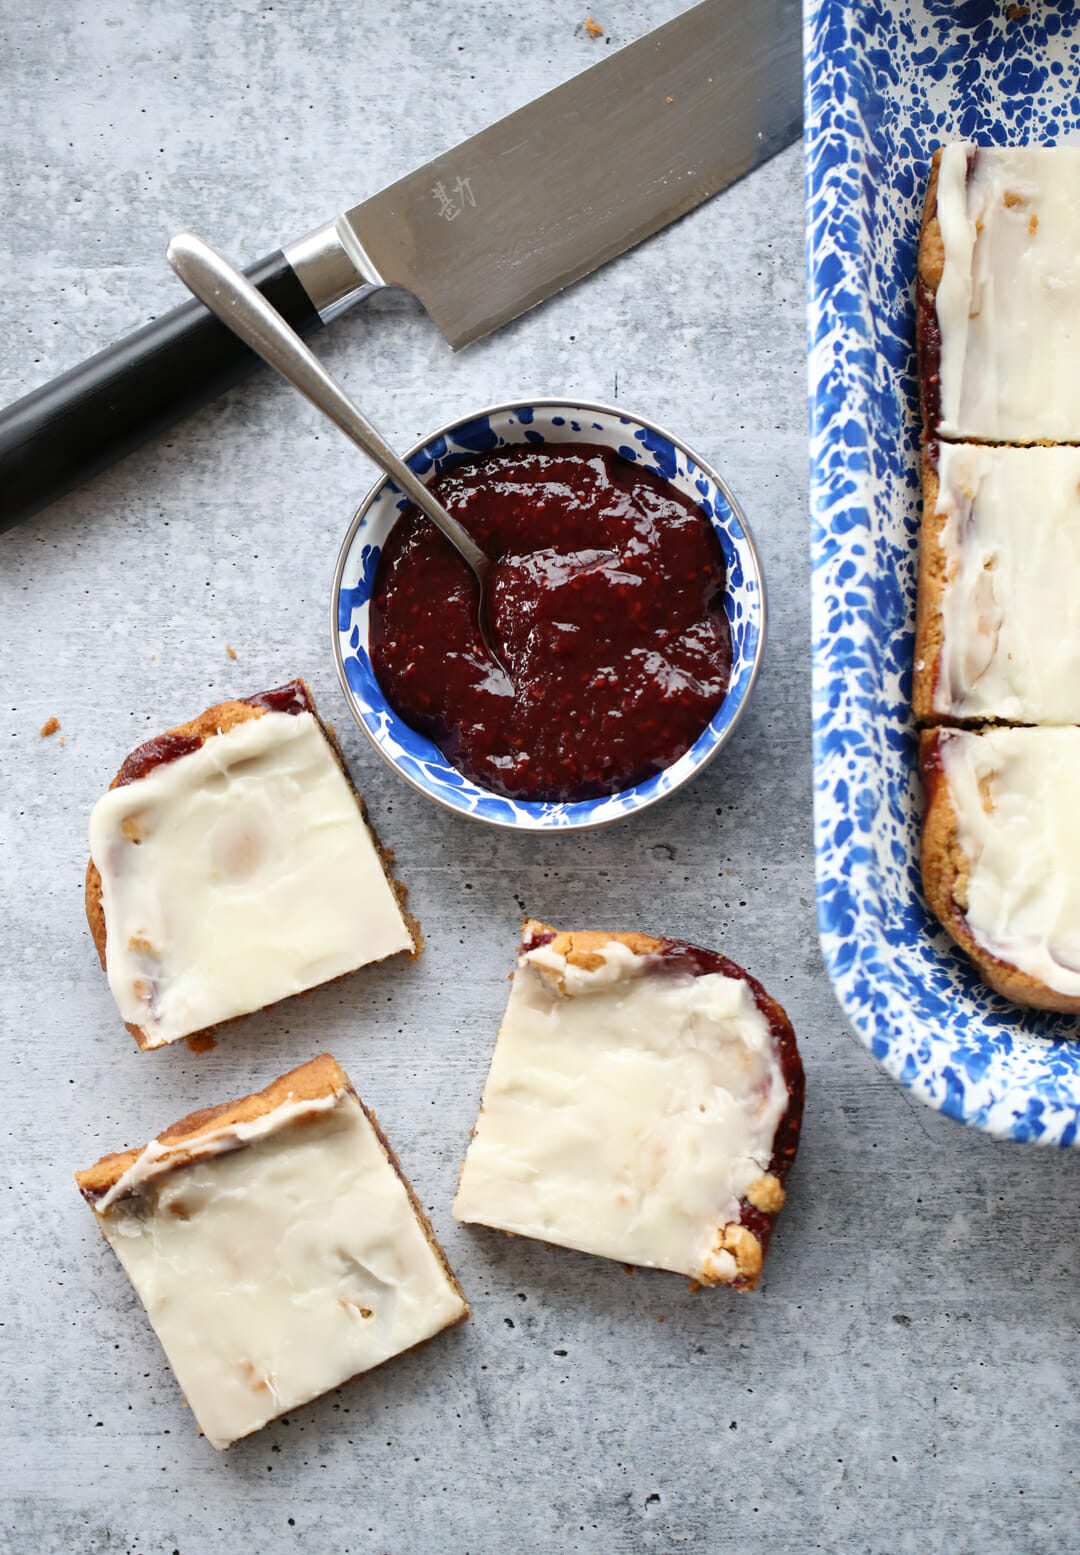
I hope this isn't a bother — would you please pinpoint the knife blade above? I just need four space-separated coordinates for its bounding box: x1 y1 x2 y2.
0 0 801 533
332 0 802 349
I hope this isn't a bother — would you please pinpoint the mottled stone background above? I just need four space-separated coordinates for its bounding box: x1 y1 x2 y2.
0 3 1075 1551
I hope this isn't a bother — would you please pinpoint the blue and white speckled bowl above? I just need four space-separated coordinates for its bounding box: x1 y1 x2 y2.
331 399 764 831
806 1 1080 1144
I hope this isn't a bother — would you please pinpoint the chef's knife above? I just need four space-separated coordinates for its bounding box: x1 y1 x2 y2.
0 0 801 533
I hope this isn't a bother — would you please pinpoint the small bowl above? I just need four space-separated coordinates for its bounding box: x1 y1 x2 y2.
331 398 765 831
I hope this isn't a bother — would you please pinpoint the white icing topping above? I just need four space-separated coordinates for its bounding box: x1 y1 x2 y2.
935 143 1080 441
88 710 414 1047
940 727 1080 995
94 1091 467 1450
932 443 1080 721
452 940 788 1282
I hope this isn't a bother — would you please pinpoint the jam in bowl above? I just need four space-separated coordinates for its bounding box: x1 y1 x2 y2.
332 400 765 831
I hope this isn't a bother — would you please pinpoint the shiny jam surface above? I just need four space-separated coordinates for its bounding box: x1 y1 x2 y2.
369 443 732 803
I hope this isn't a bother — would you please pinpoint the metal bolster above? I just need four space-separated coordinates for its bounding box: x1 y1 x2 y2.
283 220 382 323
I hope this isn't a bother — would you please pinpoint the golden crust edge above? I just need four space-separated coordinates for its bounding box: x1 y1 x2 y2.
746 1172 785 1215
918 145 946 293
702 1223 764 1292
75 1052 350 1197
913 452 949 721
522 918 663 990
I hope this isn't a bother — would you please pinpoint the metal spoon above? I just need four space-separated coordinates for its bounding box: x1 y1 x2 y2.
166 231 508 676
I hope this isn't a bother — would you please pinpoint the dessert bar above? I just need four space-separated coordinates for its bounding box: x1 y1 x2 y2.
454 922 802 1289
921 726 1080 1013
76 1055 469 1449
914 442 1080 724
86 679 418 1049
918 144 1080 444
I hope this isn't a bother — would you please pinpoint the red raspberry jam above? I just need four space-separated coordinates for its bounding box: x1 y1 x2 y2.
369 443 732 803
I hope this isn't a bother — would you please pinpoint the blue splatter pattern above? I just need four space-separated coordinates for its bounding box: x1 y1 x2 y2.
806 0 1080 1145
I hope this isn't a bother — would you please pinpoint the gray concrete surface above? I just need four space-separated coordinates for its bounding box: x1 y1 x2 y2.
0 3 1076 1552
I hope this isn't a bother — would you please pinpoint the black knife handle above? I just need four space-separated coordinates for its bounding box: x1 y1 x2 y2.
0 251 322 535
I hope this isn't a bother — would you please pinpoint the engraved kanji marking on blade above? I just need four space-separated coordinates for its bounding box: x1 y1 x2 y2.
432 177 477 222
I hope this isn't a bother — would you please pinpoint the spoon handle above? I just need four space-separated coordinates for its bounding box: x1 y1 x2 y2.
166 232 489 578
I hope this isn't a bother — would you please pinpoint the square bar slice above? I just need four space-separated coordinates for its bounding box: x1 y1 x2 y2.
76 1055 469 1449
922 726 1080 1011
86 679 419 1049
914 443 1080 723
453 923 803 1290
918 144 1080 443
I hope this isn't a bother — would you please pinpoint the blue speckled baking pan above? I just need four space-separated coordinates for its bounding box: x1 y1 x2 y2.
805 0 1080 1144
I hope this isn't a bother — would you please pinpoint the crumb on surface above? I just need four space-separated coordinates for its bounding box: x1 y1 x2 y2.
666 96 673 104
1006 3 1029 17
186 1032 217 1054
688 1279 701 1294
657 1313 664 1323
40 717 60 737
226 644 237 660
585 15 603 36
